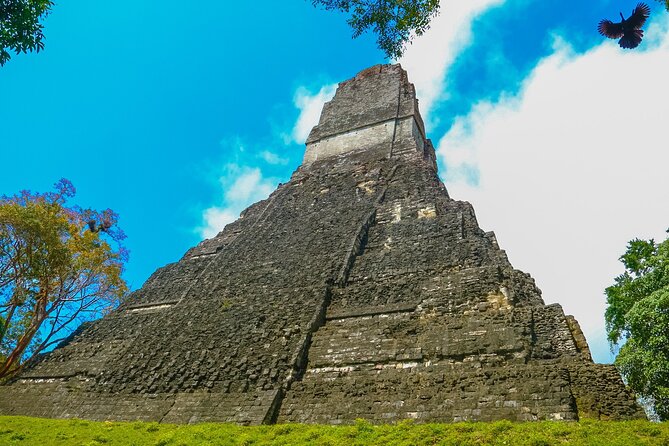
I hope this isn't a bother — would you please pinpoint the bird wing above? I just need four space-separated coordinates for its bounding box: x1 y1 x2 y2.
598 19 624 38
627 3 651 29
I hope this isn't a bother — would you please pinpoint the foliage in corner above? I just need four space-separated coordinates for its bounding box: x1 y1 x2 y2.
605 232 669 420
0 0 54 66
0 179 128 380
311 0 440 59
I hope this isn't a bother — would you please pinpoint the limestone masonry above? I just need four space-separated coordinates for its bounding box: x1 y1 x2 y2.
0 64 644 424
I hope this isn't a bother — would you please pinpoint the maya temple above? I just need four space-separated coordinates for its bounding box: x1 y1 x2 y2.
0 64 644 424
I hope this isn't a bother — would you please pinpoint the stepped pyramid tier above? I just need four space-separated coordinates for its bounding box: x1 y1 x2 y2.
0 64 643 424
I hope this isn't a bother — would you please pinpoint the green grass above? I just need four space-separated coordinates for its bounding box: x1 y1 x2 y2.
0 417 667 445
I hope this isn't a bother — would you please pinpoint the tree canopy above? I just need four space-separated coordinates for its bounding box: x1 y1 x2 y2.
0 179 128 379
0 0 53 66
311 0 440 59
605 233 669 420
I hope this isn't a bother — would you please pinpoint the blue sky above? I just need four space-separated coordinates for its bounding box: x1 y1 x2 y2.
1 1 668 363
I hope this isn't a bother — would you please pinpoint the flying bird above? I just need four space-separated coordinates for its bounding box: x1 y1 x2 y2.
598 2 651 49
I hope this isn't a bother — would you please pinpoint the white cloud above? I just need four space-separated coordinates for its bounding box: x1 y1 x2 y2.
224 167 274 203
199 166 278 239
200 208 238 239
259 150 288 165
437 17 669 362
291 84 337 144
398 0 506 125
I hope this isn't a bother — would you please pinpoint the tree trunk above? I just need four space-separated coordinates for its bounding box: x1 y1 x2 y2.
0 294 47 379
0 303 17 346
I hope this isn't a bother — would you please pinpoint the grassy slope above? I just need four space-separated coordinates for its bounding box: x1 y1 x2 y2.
0 417 668 446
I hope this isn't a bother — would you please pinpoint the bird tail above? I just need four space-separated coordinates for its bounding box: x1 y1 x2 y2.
619 29 644 49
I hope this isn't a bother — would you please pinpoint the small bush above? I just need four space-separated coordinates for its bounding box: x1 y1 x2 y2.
491 420 513 434
528 437 551 446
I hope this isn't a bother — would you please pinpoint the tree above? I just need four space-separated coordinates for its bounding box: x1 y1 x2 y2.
311 0 440 59
605 233 669 420
0 179 128 379
0 0 54 66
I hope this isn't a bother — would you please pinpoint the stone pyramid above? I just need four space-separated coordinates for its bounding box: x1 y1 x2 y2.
0 64 644 424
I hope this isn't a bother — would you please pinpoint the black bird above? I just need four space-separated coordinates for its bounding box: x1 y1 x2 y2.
598 2 651 49
87 219 110 233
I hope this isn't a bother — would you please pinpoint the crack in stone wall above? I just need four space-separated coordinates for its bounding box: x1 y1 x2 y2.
388 69 403 159
267 164 401 422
